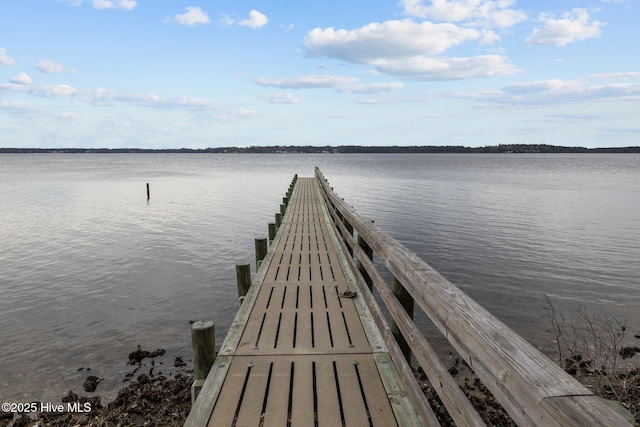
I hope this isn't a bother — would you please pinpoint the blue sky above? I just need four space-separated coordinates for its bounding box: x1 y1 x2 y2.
1 0 638 148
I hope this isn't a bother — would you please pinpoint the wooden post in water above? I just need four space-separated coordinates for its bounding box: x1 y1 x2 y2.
390 276 414 363
146 183 150 200
280 203 286 216
190 320 215 404
283 196 289 206
268 222 276 242
255 238 267 270
236 264 251 302
275 213 282 229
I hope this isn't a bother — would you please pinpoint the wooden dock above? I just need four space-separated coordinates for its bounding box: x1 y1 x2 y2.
185 170 632 426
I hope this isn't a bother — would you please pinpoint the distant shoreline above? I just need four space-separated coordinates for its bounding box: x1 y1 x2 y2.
2 144 640 154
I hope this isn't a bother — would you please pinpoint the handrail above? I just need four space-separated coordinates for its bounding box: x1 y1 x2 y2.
315 167 630 427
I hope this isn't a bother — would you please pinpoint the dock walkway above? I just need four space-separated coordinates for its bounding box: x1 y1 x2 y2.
186 171 632 427
185 177 421 426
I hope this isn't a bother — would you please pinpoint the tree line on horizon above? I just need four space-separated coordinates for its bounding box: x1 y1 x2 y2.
1 144 639 154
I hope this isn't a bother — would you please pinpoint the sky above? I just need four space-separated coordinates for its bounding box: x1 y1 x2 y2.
0 0 639 149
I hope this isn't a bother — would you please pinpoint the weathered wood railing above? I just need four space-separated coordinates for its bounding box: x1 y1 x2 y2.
315 167 631 427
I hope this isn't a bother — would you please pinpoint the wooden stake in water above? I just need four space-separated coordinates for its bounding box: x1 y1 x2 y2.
146 183 150 200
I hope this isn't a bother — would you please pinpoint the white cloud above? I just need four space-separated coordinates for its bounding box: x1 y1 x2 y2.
591 72 640 80
304 20 483 63
373 55 521 80
502 79 582 94
400 0 527 28
447 78 640 104
92 0 136 10
260 92 300 104
0 48 18 67
0 100 80 120
173 7 210 26
525 9 604 47
253 74 359 89
302 19 518 81
337 82 405 94
9 73 33 85
221 10 268 29
238 10 268 29
0 82 255 119
37 59 76 74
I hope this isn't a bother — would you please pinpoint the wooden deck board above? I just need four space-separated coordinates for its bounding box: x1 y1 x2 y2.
187 177 421 427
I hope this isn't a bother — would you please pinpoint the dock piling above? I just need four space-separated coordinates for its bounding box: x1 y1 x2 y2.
235 264 251 301
190 320 215 404
255 238 268 270
268 222 276 242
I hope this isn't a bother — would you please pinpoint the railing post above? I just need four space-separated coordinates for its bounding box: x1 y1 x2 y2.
236 264 251 302
343 218 354 256
357 234 374 290
255 237 267 270
191 320 215 404
390 276 414 363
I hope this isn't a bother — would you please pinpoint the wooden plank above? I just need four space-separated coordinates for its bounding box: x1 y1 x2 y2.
539 395 632 427
290 358 316 426
233 360 271 427
315 358 343 427
336 357 380 427
262 360 291 427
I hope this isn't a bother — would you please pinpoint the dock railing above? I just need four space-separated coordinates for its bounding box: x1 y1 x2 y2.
315 167 631 427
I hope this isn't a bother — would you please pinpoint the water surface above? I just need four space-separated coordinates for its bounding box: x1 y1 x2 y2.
1 153 638 402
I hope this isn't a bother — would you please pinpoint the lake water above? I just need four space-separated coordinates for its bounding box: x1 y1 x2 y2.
1 153 639 403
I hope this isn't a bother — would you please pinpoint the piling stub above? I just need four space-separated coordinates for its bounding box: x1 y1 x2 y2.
236 264 251 301
191 320 215 403
255 238 268 270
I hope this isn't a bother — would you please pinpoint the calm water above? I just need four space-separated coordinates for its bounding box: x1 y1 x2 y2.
1 153 639 402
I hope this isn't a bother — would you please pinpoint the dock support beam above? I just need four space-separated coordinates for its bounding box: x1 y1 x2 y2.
190 321 215 404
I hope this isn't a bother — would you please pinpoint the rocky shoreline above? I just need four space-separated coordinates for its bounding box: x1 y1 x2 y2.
2 346 637 427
